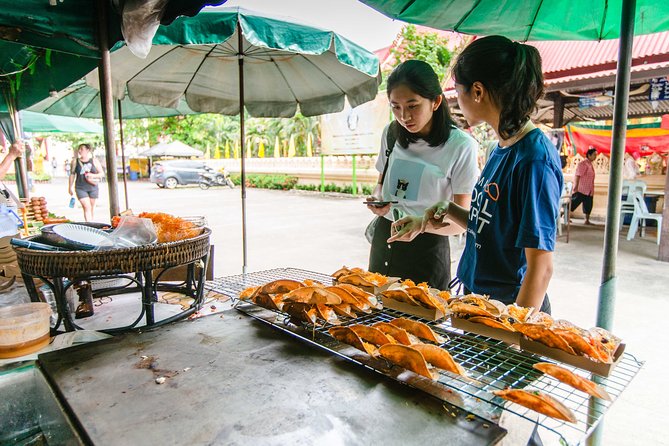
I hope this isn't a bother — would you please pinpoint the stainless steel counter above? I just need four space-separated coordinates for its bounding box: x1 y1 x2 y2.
38 310 505 445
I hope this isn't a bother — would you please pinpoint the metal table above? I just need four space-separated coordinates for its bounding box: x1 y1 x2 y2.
37 310 505 446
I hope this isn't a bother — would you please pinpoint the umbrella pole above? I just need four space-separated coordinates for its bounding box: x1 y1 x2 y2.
10 109 29 199
238 22 248 274
96 0 120 218
118 100 130 211
589 1 636 445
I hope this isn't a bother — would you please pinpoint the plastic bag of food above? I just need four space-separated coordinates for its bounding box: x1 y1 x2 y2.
109 216 158 248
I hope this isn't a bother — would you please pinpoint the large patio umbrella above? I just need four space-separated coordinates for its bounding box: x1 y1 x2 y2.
19 111 103 134
27 80 197 119
27 78 203 211
86 7 382 273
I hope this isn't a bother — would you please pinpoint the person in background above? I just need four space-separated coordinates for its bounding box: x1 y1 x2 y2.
570 148 597 225
392 35 562 315
623 152 641 180
367 60 479 289
68 143 104 222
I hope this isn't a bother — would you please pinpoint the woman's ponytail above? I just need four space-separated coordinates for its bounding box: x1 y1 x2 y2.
453 36 544 140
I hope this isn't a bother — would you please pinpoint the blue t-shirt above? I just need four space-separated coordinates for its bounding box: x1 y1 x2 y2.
457 129 563 304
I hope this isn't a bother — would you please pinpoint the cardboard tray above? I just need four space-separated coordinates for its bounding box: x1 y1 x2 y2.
451 316 624 377
450 316 521 345
520 338 626 377
334 276 400 295
381 296 446 321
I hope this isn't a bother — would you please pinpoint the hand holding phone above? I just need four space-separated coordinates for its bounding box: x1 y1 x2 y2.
364 200 398 207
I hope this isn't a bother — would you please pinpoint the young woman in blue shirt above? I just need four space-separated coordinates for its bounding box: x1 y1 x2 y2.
389 36 562 314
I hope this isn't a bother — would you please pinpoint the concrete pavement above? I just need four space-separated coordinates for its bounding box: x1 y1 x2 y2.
28 179 669 446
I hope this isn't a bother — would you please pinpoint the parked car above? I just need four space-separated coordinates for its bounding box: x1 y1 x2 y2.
149 160 209 189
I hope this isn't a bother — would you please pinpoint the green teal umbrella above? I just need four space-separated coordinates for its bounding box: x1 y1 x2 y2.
85 7 382 272
27 80 197 119
88 8 381 117
0 41 99 113
358 0 669 40
19 110 102 133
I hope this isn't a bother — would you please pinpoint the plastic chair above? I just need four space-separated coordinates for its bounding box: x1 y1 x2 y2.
557 181 572 242
620 180 647 229
626 191 662 244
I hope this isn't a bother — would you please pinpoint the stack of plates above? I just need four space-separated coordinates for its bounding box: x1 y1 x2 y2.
52 224 114 250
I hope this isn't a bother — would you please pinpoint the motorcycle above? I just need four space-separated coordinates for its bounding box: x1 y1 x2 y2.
198 166 235 190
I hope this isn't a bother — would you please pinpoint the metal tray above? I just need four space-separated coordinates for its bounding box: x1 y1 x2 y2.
207 267 644 446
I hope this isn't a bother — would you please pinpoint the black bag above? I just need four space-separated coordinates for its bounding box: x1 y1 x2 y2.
365 121 398 243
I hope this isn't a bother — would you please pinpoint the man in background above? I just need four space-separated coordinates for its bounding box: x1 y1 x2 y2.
571 147 597 225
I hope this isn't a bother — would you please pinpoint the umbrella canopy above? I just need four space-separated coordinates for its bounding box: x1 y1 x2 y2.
86 8 382 117
138 141 203 158
358 0 669 41
19 110 102 133
85 7 381 273
27 80 197 119
0 40 99 113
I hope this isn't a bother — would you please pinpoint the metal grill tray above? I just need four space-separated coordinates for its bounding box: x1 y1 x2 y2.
207 268 643 446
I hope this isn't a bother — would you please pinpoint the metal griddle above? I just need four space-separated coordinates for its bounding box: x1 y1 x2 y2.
38 310 506 445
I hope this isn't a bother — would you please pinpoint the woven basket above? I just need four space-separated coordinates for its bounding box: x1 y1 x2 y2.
14 228 211 278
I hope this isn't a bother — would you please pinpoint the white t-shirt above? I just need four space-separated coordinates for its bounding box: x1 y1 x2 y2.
375 124 480 220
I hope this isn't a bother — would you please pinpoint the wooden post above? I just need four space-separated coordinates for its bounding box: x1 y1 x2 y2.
553 93 564 129
96 0 120 218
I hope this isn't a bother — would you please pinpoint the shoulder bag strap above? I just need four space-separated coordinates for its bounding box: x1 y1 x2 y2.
380 121 398 186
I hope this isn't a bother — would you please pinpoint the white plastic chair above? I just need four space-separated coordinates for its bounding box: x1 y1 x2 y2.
557 181 573 241
626 191 662 244
620 180 647 229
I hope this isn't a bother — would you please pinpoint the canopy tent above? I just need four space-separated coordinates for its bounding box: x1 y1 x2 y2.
19 110 102 134
85 7 382 272
138 141 203 158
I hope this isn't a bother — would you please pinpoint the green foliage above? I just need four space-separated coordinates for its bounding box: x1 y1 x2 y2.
3 172 51 181
382 24 457 88
229 173 373 195
117 112 319 157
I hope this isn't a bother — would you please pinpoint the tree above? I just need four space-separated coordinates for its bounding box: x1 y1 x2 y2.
384 24 459 87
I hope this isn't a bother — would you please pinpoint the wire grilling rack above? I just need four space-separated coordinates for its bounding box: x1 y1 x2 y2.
207 268 643 445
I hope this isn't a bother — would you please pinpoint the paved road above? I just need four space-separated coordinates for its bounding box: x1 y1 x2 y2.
30 179 669 446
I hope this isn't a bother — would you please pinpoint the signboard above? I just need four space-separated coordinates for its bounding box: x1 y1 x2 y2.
320 92 390 155
578 92 613 109
649 77 669 101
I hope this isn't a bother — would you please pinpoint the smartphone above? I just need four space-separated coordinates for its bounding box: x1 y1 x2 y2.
364 200 398 207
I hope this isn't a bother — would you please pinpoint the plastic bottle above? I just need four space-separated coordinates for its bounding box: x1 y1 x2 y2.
0 205 20 238
69 197 76 208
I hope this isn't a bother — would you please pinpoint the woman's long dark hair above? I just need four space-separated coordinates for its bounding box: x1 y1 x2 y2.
452 35 544 140
387 60 456 148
